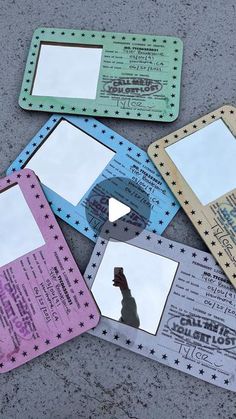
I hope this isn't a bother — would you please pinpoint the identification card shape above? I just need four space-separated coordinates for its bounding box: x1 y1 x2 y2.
8 115 179 242
148 105 236 289
84 221 236 391
0 170 100 373
18 28 183 122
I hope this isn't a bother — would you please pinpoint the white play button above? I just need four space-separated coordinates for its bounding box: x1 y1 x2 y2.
108 197 131 222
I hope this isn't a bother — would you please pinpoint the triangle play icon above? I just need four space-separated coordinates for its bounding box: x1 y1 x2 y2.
108 197 131 222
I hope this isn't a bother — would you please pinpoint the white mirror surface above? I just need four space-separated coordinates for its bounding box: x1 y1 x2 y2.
166 119 236 205
0 185 45 267
32 43 102 99
26 120 115 206
91 239 178 334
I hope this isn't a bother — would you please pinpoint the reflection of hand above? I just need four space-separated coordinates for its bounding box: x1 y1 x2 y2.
113 272 129 290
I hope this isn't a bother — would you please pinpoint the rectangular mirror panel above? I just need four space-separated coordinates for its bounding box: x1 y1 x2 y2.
32 43 102 99
0 185 45 267
166 119 236 205
91 239 178 334
26 120 115 206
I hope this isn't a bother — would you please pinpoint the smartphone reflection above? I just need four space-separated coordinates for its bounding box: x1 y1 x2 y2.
113 267 140 328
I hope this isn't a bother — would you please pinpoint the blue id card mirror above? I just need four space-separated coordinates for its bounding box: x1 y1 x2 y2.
8 115 179 241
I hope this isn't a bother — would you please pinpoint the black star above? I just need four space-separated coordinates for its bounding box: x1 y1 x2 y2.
169 244 174 249
114 334 119 340
126 339 131 345
212 374 217 380
162 354 167 359
187 364 192 370
74 279 79 284
64 257 68 262
57 208 62 212
203 257 208 262
11 357 16 362
69 267 73 272
89 314 94 319
79 290 84 295
22 351 27 357
34 345 39 351
102 330 107 335
146 235 151 240
224 379 229 385
158 239 162 245
150 349 155 355
79 322 84 327
138 344 143 350
96 252 101 256
68 328 73 333
0 363 3 368
45 339 50 345
180 248 185 253
84 302 89 307
175 359 180 364
192 252 197 258
57 334 61 339
199 369 204 375
59 246 63 251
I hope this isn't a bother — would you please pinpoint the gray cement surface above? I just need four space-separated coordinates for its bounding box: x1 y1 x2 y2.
0 0 235 418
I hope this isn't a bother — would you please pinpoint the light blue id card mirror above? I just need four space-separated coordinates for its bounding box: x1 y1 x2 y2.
8 115 179 241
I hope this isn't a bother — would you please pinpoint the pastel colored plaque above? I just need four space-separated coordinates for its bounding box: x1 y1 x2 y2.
0 169 100 373
18 28 183 122
148 105 236 289
8 114 179 242
85 221 236 392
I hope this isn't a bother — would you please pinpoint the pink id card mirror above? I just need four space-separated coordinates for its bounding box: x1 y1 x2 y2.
0 169 100 372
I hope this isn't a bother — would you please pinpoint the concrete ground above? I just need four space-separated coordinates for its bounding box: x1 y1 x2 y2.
0 0 235 418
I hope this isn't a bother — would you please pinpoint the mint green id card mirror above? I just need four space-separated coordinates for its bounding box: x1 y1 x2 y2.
19 28 183 122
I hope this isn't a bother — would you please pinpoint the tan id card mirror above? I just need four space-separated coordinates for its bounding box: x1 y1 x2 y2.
148 105 236 288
